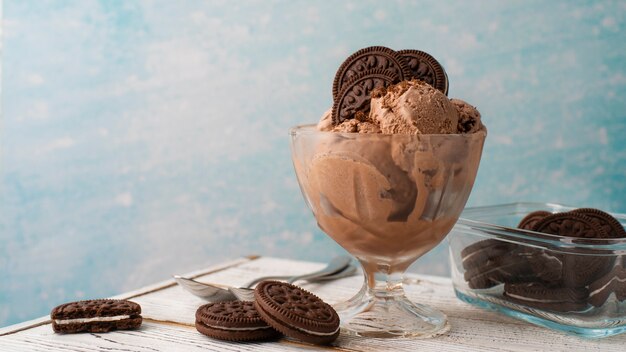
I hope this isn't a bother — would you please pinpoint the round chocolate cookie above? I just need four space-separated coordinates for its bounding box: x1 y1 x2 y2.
572 208 626 238
530 213 613 287
195 301 281 342
517 210 552 230
534 212 607 239
332 46 410 100
460 239 535 289
332 68 399 124
254 281 340 345
463 254 534 289
461 239 513 270
397 49 449 95
503 282 589 312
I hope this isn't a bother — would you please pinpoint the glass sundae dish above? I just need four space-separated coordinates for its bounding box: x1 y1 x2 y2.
289 47 487 338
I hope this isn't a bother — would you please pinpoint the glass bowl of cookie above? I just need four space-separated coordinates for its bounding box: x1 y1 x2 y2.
448 202 626 338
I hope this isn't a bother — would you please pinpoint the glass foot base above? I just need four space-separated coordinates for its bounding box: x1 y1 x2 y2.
334 287 449 338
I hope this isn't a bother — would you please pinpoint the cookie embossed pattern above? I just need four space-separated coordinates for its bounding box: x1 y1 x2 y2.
449 202 626 338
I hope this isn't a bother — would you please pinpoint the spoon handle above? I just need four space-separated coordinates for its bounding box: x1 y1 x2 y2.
286 255 352 283
244 255 352 288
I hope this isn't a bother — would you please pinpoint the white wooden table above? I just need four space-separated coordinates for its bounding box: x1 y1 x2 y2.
1 256 625 351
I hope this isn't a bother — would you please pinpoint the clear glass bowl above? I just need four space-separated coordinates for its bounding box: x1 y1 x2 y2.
290 124 486 338
449 202 626 338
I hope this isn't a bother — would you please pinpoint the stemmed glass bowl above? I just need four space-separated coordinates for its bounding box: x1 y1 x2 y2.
289 124 486 338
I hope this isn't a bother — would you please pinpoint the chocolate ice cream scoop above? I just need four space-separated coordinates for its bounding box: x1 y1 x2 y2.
370 80 459 135
451 99 483 134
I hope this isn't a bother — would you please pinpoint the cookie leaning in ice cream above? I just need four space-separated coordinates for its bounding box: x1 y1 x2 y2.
398 49 449 95
321 46 484 135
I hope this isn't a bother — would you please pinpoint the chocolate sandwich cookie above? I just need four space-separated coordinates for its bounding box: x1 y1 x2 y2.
503 282 589 312
527 249 614 288
464 254 533 289
397 49 449 95
332 69 399 124
460 239 515 271
588 265 626 307
517 210 552 230
254 281 340 345
461 240 534 289
531 213 612 287
51 299 142 333
572 208 626 238
195 300 281 341
524 248 565 283
332 46 410 100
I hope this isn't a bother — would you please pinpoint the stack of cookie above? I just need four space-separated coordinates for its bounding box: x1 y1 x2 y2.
195 281 340 345
461 208 626 312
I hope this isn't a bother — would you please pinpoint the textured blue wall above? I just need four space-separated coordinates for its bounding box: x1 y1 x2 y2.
1 0 625 327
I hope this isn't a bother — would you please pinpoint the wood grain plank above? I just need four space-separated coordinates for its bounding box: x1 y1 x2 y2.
0 321 345 352
0 256 255 337
2 256 626 351
119 257 626 351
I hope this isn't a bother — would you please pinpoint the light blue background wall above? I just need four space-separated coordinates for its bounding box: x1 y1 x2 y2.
1 0 625 327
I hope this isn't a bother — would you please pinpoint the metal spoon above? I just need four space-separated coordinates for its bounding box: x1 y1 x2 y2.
174 256 352 301
174 256 353 301
308 264 357 281
243 255 352 287
228 264 357 301
174 264 356 301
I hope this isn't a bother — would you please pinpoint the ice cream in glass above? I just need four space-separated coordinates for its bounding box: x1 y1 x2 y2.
290 47 486 338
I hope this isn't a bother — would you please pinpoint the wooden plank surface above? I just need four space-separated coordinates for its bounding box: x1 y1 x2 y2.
0 256 255 337
1 256 625 351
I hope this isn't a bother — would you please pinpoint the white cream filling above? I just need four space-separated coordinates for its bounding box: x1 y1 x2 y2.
295 324 340 336
206 324 273 332
506 293 563 304
54 315 131 325
589 277 626 297
537 252 562 267
205 323 339 336
462 250 481 264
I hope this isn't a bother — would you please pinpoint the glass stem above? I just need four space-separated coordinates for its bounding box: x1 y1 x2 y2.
361 260 405 299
